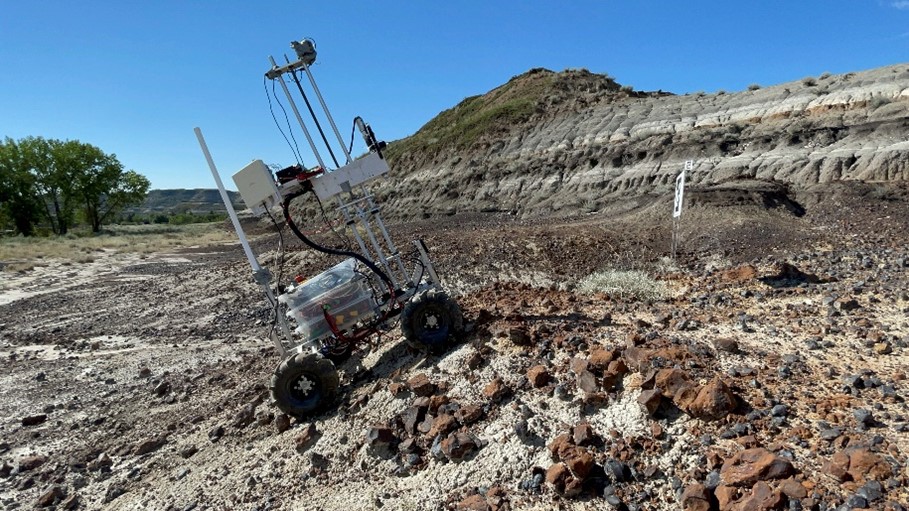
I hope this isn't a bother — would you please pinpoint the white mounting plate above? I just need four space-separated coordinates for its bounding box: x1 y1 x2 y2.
311 152 389 200
233 159 281 214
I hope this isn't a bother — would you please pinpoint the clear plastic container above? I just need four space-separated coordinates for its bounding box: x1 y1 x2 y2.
277 258 377 342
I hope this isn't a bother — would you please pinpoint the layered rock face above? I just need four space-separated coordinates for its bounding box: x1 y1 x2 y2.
379 65 909 219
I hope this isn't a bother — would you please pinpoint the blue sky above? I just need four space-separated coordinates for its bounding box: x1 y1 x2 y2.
1 1 907 190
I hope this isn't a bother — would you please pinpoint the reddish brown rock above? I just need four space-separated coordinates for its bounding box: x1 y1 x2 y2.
429 394 450 414
483 377 510 401
623 347 652 372
651 422 664 439
407 373 436 397
777 478 807 499
548 433 575 460
601 370 623 390
545 463 572 493
441 432 478 461
823 446 894 483
428 413 458 438
527 365 550 388
714 485 738 509
655 368 693 400
681 483 712 511
18 455 47 472
133 436 166 456
588 348 617 372
638 389 663 416
569 356 589 375
455 494 488 511
294 423 319 453
388 382 406 396
563 447 594 478
573 422 595 446
607 359 629 376
713 337 741 354
674 384 701 412
36 485 65 508
454 404 484 425
720 448 795 487
688 379 737 421
730 481 785 511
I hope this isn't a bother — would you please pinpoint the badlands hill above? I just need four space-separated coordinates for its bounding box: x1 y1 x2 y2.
378 64 909 219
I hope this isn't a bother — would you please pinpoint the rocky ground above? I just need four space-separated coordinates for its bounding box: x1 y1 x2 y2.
1 188 908 511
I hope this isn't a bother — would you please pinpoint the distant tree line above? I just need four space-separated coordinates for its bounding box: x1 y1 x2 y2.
116 210 228 225
0 136 150 236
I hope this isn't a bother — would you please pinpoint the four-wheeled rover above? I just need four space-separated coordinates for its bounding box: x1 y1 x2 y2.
195 38 463 418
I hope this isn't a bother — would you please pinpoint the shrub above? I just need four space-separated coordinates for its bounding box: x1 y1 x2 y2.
577 269 669 301
620 85 634 93
747 83 761 91
801 77 817 87
819 72 831 80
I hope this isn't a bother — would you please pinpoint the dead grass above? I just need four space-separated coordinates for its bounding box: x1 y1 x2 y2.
0 223 236 270
577 268 669 301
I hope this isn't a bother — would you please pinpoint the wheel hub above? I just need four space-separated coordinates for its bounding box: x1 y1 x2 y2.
294 376 313 396
424 314 440 329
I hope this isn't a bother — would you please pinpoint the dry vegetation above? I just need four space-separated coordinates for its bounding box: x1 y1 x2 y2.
0 223 236 272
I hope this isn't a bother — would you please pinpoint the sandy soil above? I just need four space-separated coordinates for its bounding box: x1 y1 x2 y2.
1 191 908 511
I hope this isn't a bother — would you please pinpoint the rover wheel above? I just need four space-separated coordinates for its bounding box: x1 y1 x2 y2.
401 288 463 354
270 353 340 419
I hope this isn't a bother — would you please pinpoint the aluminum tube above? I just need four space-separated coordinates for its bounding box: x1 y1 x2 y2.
337 197 373 262
301 63 352 163
194 128 261 273
268 56 327 170
366 193 409 283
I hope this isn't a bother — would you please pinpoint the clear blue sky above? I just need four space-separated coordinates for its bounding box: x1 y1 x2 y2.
1 1 907 190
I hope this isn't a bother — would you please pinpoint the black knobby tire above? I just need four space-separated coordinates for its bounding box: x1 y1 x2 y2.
400 288 464 354
270 353 340 419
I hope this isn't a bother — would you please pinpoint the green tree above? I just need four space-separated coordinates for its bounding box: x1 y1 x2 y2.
69 146 150 232
0 137 150 235
0 138 44 235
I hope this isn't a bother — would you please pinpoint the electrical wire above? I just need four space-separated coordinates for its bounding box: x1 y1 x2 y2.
264 76 302 165
283 192 397 311
314 191 353 251
265 209 286 338
347 118 358 156
271 78 304 165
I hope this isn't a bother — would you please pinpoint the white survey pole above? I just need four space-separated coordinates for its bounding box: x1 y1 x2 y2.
195 127 291 352
194 127 262 273
671 160 692 259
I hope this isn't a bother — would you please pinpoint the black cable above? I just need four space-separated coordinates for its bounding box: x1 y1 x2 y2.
289 69 340 168
264 76 302 165
314 190 352 251
347 118 358 156
283 192 395 299
265 209 286 336
271 79 304 165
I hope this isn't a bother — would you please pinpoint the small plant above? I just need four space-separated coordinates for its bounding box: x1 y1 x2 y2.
819 72 831 80
747 83 761 91
870 96 892 109
620 85 634 93
577 269 669 301
802 77 817 87
717 90 727 95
